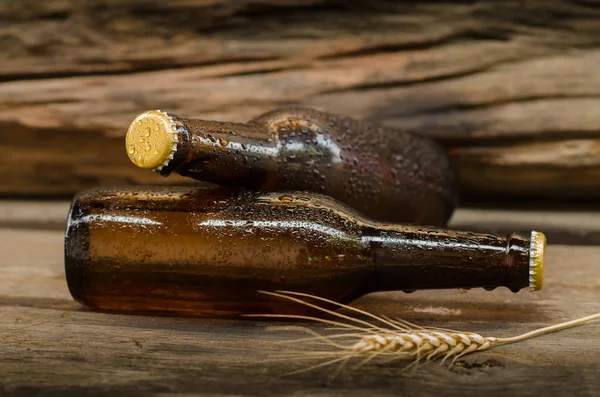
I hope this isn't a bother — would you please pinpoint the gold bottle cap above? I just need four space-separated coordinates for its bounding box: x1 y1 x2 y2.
126 110 179 171
529 231 546 291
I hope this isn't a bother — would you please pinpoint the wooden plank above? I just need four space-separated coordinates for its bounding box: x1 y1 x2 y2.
2 1 600 197
0 200 70 230
0 227 599 396
2 199 600 246
449 208 600 246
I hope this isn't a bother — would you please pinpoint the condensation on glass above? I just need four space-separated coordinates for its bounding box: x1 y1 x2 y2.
125 108 458 226
65 187 545 317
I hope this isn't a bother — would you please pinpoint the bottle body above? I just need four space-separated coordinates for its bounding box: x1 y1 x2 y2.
65 187 544 317
65 186 373 316
126 108 458 226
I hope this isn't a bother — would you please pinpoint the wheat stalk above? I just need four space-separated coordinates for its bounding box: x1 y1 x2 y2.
246 290 600 377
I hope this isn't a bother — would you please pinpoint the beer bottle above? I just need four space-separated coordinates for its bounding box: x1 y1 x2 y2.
125 108 457 226
65 186 545 317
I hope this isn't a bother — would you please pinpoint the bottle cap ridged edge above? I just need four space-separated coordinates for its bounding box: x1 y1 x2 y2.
529 231 546 291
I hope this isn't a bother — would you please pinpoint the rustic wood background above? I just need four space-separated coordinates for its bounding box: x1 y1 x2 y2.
2 0 600 198
1 2 600 396
1 204 599 396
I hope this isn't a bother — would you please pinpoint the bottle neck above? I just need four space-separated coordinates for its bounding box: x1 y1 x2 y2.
363 226 538 293
183 118 271 149
164 117 277 184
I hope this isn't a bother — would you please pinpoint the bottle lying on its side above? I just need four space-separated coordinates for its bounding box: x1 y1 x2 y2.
125 107 458 226
65 186 545 317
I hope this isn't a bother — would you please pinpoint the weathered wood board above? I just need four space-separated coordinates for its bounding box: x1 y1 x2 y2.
0 203 599 396
2 1 600 197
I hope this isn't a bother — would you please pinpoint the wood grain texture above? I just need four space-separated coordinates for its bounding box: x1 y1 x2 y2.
2 1 600 197
0 224 599 397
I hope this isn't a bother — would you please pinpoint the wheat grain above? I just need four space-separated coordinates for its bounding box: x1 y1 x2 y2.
246 290 600 377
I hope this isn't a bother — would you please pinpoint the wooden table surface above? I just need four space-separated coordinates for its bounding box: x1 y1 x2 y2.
1 202 599 397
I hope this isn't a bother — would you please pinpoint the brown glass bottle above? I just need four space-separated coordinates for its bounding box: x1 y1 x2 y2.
125 108 457 226
65 186 545 317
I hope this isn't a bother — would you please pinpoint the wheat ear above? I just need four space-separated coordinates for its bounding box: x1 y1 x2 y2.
246 290 600 376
